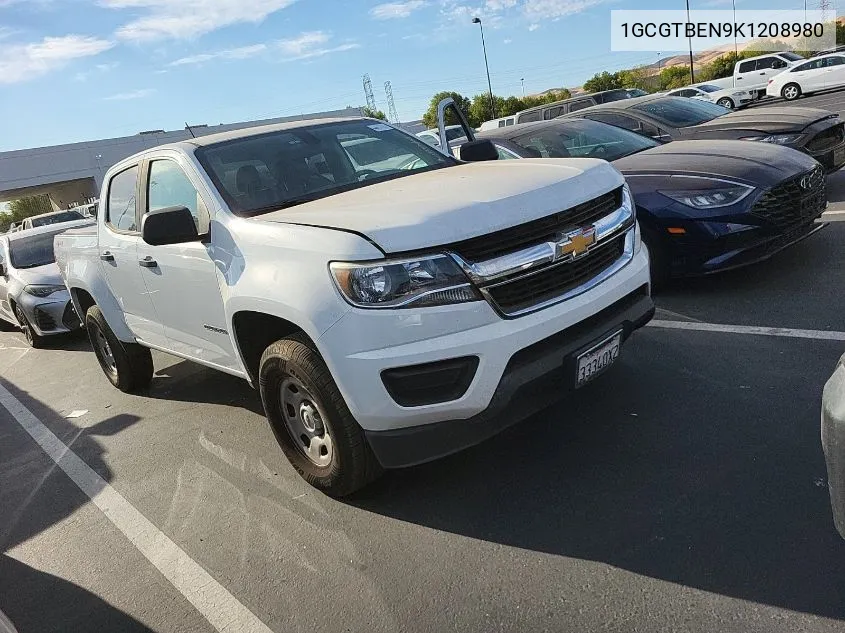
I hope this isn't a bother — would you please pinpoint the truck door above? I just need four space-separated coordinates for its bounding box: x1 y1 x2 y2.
733 58 758 87
136 156 239 372
98 163 166 345
754 56 789 86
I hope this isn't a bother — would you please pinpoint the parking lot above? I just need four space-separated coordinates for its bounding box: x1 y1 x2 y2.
2 93 845 633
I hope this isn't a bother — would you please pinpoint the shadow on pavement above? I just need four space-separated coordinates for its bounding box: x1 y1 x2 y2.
0 555 153 633
0 380 148 632
352 334 845 620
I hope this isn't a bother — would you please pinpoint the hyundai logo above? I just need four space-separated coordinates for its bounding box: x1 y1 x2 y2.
800 175 813 190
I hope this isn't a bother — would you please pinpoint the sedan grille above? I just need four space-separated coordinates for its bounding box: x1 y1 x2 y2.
450 187 622 261
751 166 826 228
806 123 845 153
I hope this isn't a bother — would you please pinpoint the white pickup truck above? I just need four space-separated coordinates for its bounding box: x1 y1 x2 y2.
54 102 653 495
705 51 804 98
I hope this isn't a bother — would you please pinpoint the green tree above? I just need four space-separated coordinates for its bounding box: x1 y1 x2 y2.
468 93 509 126
1 195 53 232
421 91 472 129
361 106 387 121
659 64 694 90
583 71 623 92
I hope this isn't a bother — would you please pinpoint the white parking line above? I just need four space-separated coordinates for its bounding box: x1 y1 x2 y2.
0 382 274 633
647 319 845 341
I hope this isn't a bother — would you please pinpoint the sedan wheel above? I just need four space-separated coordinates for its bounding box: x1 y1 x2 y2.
716 97 734 109
14 305 42 348
782 84 801 101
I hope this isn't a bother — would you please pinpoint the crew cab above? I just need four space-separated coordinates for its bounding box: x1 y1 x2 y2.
55 106 653 495
705 51 804 98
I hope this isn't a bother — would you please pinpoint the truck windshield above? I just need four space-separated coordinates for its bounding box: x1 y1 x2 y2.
632 97 730 127
195 120 457 217
8 229 66 269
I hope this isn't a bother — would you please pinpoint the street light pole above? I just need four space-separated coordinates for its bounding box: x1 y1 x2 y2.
521 77 525 98
472 17 496 119
686 0 695 84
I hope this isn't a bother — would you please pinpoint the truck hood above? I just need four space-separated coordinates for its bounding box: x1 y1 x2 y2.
613 139 818 185
683 106 836 136
257 160 624 253
11 262 63 286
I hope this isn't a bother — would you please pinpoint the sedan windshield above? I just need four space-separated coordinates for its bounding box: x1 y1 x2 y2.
632 97 730 127
8 229 66 268
509 119 659 161
29 210 84 227
195 120 456 216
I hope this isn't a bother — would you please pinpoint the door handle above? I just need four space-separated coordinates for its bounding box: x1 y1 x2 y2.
138 256 158 268
100 251 115 262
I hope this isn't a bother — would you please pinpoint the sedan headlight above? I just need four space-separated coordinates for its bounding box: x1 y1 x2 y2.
330 254 480 308
739 133 803 145
660 183 754 209
23 284 66 298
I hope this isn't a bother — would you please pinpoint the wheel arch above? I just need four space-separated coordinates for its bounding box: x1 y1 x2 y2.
231 310 318 385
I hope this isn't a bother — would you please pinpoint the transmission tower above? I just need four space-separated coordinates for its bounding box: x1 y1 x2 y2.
362 74 377 111
384 81 400 124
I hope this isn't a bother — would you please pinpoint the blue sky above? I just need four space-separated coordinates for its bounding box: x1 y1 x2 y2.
0 0 819 151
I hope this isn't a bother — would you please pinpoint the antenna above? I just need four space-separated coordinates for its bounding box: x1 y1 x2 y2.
384 81 399 124
185 122 196 138
362 74 377 111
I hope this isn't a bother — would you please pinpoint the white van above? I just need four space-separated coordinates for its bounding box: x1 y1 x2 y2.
479 116 516 131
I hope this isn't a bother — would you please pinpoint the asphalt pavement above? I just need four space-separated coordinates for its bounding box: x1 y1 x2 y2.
2 94 845 632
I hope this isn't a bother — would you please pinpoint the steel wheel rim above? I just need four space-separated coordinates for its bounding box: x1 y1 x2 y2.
279 376 333 468
93 326 117 376
16 308 32 345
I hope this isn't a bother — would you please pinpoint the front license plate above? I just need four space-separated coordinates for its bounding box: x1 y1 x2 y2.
575 331 622 388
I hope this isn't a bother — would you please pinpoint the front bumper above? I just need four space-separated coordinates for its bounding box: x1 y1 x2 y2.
822 357 845 539
800 122 845 173
666 218 827 277
365 286 654 468
16 290 81 337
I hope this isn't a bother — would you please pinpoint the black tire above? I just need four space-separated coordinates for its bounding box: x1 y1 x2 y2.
85 306 153 393
259 334 382 496
14 304 43 348
782 83 801 101
716 97 734 109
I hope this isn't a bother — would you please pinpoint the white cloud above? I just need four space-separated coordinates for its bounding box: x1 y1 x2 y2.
437 0 601 29
170 43 267 65
528 22 539 30
0 35 114 84
503 38 512 43
104 88 156 100
521 0 604 21
169 31 358 66
100 0 297 41
370 0 427 19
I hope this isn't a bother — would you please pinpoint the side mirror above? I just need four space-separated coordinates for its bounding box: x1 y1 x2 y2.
459 139 499 162
141 205 200 246
436 97 476 152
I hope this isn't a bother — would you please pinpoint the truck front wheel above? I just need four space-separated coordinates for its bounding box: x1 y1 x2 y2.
85 306 153 393
259 335 382 496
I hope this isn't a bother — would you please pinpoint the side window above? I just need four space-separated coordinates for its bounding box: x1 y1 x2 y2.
498 120 507 128
544 106 565 120
147 160 209 233
568 99 594 112
771 58 788 69
755 57 778 70
738 60 756 73
517 110 542 123
106 165 139 232
584 112 641 132
495 146 519 160
824 56 845 67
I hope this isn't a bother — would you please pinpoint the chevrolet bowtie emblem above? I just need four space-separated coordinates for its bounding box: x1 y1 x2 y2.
553 227 597 261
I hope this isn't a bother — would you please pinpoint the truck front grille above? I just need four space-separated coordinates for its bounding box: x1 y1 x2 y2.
484 235 626 315
752 166 826 228
450 188 621 261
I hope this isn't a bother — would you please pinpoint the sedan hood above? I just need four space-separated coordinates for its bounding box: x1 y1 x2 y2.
613 139 819 185
258 160 624 253
684 106 836 136
11 262 63 286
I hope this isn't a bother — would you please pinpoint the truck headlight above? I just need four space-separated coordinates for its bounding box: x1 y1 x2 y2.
23 284 65 298
330 255 480 308
739 133 803 145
